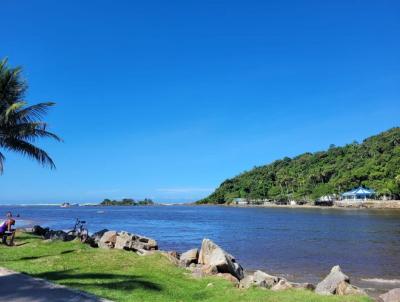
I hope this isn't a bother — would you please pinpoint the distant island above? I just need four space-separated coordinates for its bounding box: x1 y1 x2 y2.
99 198 155 206
198 127 400 204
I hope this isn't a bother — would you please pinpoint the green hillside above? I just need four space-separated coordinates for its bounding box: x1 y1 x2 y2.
198 127 400 204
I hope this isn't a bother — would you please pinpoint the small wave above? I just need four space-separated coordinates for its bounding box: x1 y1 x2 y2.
361 278 400 284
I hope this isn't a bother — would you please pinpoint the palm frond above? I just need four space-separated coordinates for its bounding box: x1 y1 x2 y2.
13 102 55 123
2 138 56 169
0 59 26 107
0 152 4 174
0 58 61 173
1 101 26 122
4 122 62 142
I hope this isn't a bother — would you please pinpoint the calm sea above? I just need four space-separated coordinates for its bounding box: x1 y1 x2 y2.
1 205 400 294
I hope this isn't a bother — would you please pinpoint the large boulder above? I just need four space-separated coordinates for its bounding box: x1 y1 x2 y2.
136 236 158 250
180 248 199 267
114 231 137 250
90 229 109 246
379 288 400 302
98 231 117 249
87 229 109 247
315 265 364 296
198 239 244 280
110 231 158 254
32 225 49 237
315 265 349 295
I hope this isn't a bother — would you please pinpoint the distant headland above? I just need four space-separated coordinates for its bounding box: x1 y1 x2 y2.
197 127 400 207
99 198 155 206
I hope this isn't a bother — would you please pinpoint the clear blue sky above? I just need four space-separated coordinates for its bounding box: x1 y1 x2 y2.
1 1 399 204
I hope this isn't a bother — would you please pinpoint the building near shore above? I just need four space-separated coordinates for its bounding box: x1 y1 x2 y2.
233 198 248 205
341 186 376 201
315 195 337 206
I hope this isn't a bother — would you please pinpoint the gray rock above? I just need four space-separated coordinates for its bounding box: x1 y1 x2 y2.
253 270 280 288
89 229 109 247
98 231 117 249
271 279 293 291
216 273 239 284
201 264 218 275
180 248 199 267
336 281 366 296
113 231 158 254
290 282 315 291
239 275 258 289
379 288 400 302
271 279 315 291
161 251 180 266
315 265 350 295
114 231 136 250
198 239 244 280
239 270 280 289
32 225 49 237
134 235 158 251
44 230 74 241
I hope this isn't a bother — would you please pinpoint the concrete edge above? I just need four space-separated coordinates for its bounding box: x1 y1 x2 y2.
0 267 113 302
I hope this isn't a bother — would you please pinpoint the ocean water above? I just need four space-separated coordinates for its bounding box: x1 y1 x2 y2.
1 205 400 293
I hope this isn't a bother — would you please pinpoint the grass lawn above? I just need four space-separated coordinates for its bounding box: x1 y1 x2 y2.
0 232 372 302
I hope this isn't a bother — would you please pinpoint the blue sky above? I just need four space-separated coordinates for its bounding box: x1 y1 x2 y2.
1 0 399 204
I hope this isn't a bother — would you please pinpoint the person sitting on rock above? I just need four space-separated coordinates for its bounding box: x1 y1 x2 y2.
0 218 16 246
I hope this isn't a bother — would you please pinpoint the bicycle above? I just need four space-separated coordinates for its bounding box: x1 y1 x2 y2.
67 218 89 242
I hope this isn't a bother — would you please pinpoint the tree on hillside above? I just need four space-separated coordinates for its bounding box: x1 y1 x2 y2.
0 58 61 173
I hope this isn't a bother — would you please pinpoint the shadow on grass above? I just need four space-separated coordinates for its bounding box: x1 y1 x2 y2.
18 250 76 261
14 242 29 247
15 233 35 241
32 270 163 292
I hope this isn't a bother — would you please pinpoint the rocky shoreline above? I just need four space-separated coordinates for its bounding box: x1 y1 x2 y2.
30 225 399 302
219 200 400 210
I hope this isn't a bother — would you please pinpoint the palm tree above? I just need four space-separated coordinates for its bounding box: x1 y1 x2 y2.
0 58 61 174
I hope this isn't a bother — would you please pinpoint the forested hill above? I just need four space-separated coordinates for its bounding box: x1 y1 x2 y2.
198 127 400 204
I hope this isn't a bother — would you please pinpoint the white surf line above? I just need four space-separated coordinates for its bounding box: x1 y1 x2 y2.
361 278 400 284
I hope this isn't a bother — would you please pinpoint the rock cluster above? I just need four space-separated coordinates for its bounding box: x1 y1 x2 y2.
165 239 371 298
32 225 75 241
379 288 400 302
32 225 393 299
166 239 314 292
31 225 158 255
198 239 244 280
238 270 314 291
315 265 366 296
92 230 158 255
165 238 244 283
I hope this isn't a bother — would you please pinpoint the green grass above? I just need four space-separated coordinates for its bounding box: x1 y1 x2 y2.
0 232 372 302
